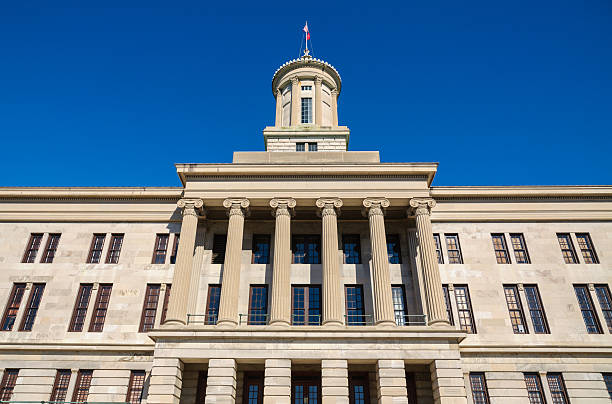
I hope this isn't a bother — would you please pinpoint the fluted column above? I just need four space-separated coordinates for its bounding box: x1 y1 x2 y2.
409 198 449 326
363 198 395 327
216 198 250 328
275 88 282 127
314 76 323 126
269 198 296 326
164 198 204 325
291 76 300 126
331 89 338 127
316 198 344 326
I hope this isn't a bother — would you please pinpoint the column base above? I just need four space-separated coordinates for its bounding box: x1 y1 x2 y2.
162 319 186 327
322 319 345 328
428 318 451 327
216 319 238 328
268 319 291 328
375 319 397 327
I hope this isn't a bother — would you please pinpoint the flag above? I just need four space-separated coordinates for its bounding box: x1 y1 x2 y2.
303 22 310 40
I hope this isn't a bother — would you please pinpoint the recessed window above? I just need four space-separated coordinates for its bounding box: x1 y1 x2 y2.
301 97 312 124
433 234 444 264
211 234 227 264
41 233 61 263
454 285 476 333
386 234 402 264
469 373 490 404
205 284 221 325
105 234 124 264
345 285 365 326
492 234 510 264
557 233 578 264
308 142 318 151
442 285 454 325
126 370 146 404
0 369 19 401
19 283 45 332
296 142 305 152
252 234 271 264
546 373 569 404
524 373 546 404
392 285 407 325
89 284 112 332
504 285 527 334
510 233 530 264
87 234 106 264
139 284 161 332
69 284 93 332
301 85 312 91
160 284 171 324
574 285 602 334
152 234 169 264
292 235 321 264
22 233 43 263
575 233 598 263
73 370 93 403
169 234 180 264
343 234 361 264
594 284 612 333
248 285 268 325
292 285 321 325
1 284 26 331
445 234 463 264
524 285 549 334
50 370 72 403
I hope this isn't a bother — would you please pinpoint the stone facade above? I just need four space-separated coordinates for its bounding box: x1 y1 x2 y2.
0 50 611 404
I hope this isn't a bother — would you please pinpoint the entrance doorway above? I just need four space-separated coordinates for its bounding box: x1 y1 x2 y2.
292 373 321 404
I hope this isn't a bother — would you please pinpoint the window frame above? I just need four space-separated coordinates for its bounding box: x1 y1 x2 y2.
469 372 490 404
151 234 169 264
444 234 464 264
509 233 531 264
344 285 366 326
454 285 476 333
205 284 221 325
22 233 43 263
291 284 322 326
523 373 546 404
169 234 180 264
68 284 93 332
87 234 106 264
594 284 612 333
105 233 124 264
89 284 112 332
603 373 612 400
50 369 72 403
296 142 306 152
243 371 264 404
433 233 444 264
342 234 362 264
503 285 528 334
301 97 313 124
1 283 26 331
19 283 45 332
252 234 271 264
491 233 511 264
546 373 569 404
308 142 318 151
391 285 407 325
41 233 61 263
72 370 93 403
126 370 146 404
524 285 550 334
557 233 578 264
573 284 602 334
575 233 599 264
160 284 171 324
292 235 321 264
248 285 269 325
442 284 454 326
0 369 19 401
139 284 161 332
386 234 402 264
348 372 370 404
211 234 227 264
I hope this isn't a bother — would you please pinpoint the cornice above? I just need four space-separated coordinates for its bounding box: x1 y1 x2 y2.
272 56 342 95
431 185 612 199
0 187 183 201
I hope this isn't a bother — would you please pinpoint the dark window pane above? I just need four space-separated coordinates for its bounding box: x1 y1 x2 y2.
206 284 221 325
510 233 530 264
22 233 43 263
20 283 45 331
575 233 599 264
69 284 93 332
574 285 602 334
41 233 61 263
212 234 227 264
386 234 402 264
603 373 612 400
126 370 146 404
308 143 318 151
504 285 527 334
557 233 578 264
72 370 93 403
139 284 161 332
89 284 112 332
87 234 106 264
292 235 321 264
0 369 19 401
433 234 444 264
524 373 545 404
1 283 26 331
469 373 490 404
492 234 510 264
442 285 454 325
547 373 569 404
454 285 476 333
343 235 361 264
248 285 268 325
595 285 612 333
106 234 124 264
524 285 549 334
345 285 365 325
152 234 169 264
50 369 72 403
252 235 271 264
292 285 321 325
170 234 180 264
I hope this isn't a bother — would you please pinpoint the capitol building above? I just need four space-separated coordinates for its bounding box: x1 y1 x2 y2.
0 49 611 404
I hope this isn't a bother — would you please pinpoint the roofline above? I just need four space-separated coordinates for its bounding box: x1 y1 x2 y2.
431 185 612 198
0 187 183 199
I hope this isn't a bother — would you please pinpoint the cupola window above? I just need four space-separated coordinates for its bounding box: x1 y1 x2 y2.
301 98 313 124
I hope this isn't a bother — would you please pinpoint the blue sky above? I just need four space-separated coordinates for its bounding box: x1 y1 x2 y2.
1 1 611 187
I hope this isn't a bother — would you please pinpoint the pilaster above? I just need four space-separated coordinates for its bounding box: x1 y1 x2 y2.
264 359 292 404
147 357 184 404
322 360 349 404
315 76 323 126
429 360 467 404
331 89 338 127
291 76 300 126
376 360 408 404
275 88 282 127
205 359 237 404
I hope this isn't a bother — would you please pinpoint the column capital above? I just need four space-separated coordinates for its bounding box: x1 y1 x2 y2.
409 198 436 216
177 198 204 217
314 75 323 85
270 198 296 217
291 76 300 85
316 197 343 217
223 198 250 217
362 198 390 217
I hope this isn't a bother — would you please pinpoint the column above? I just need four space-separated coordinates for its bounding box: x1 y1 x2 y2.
322 360 349 404
363 198 395 327
217 198 250 327
316 198 344 326
164 198 204 325
147 357 184 404
429 360 467 404
275 88 282 126
376 360 408 404
188 224 208 316
269 198 296 327
407 229 427 317
291 76 300 126
315 76 323 126
331 89 338 127
264 359 292 404
206 359 237 404
409 198 449 326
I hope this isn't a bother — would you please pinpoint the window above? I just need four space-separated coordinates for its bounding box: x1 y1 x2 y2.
386 234 402 264
89 284 112 332
343 235 361 264
524 373 546 404
510 233 530 264
105 233 123 264
1 283 26 331
469 373 490 404
292 235 321 264
248 285 268 325
292 285 321 325
301 97 312 124
445 234 463 264
504 285 527 334
69 284 93 332
72 370 93 403
575 233 598 264
252 234 271 264
595 285 612 333
19 283 45 331
574 285 602 334
170 234 180 264
492 234 510 264
308 142 318 151
244 372 264 404
603 373 612 400
22 233 43 263
205 284 221 325
524 285 549 334
392 285 407 325
211 234 227 264
139 284 161 332
41 233 61 263
87 234 106 264
152 234 169 264
296 142 306 152
557 233 578 264
126 370 146 404
348 373 370 404
0 369 19 401
195 371 207 404
160 284 171 324
301 85 312 91
547 373 569 404
454 285 476 333
442 285 454 325
345 285 365 326
433 234 444 264
50 369 71 403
